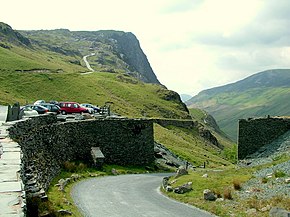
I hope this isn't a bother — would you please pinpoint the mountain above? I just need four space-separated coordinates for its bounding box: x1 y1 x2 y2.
180 94 192 102
19 29 160 84
186 69 290 140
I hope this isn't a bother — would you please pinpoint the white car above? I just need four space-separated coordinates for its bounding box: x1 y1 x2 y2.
34 100 45 105
80 104 94 114
19 106 38 119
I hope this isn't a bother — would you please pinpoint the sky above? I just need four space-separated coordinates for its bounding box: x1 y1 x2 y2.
2 0 290 96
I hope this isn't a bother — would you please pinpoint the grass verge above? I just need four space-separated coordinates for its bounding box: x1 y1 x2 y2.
163 155 290 217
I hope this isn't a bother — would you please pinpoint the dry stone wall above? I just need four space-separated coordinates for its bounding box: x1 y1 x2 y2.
8 115 154 198
238 117 290 159
152 119 197 129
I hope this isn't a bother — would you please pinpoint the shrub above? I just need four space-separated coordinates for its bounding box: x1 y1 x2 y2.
246 196 260 209
63 161 88 172
213 189 222 198
274 170 286 178
223 188 233 200
78 163 87 171
233 179 242 190
261 177 268 183
63 161 77 172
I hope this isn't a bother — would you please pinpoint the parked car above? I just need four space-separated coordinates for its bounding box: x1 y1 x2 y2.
19 106 38 118
49 100 59 105
81 103 101 113
58 102 88 115
41 103 61 114
34 100 45 105
22 104 49 114
80 105 94 114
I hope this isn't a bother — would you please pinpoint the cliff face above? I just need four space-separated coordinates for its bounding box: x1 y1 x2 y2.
20 29 160 84
0 22 31 47
110 32 160 84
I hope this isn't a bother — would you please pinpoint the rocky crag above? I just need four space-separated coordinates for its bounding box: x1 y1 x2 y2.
19 28 160 84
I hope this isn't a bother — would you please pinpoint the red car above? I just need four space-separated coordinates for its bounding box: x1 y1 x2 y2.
58 102 88 115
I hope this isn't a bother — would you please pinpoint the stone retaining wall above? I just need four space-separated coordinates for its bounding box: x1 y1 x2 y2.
238 117 290 159
152 119 197 129
8 115 154 200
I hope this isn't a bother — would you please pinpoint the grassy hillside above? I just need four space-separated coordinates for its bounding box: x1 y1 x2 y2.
154 124 233 167
187 70 290 140
0 46 85 73
0 70 189 118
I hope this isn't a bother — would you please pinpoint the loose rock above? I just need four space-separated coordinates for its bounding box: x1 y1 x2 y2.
203 189 217 201
174 182 192 194
175 166 188 177
269 207 290 217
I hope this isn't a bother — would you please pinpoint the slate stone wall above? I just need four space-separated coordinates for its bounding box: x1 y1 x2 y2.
238 117 290 159
8 115 154 196
152 119 197 129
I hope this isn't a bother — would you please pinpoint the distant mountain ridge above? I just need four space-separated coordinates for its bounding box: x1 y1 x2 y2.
187 69 290 140
199 69 290 95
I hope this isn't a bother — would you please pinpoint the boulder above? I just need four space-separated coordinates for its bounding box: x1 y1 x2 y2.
260 205 271 212
245 208 257 215
174 182 192 194
57 209 72 215
166 186 173 192
216 198 224 202
56 178 71 191
269 207 290 217
111 168 119 175
203 189 217 201
175 166 188 177
162 176 170 189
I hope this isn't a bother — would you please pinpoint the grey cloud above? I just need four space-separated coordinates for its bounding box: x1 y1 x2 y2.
256 0 290 22
192 0 290 47
193 20 290 47
216 48 286 72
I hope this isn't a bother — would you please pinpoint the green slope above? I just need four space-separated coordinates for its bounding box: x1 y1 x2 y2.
0 45 85 73
187 70 290 140
154 124 232 167
0 71 189 118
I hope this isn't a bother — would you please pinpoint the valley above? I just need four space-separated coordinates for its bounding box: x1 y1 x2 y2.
0 21 289 217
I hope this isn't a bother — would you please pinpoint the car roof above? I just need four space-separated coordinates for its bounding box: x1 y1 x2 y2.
41 103 56 106
59 102 78 104
25 104 47 109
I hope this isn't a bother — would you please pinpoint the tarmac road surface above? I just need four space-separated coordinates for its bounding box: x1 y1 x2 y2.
71 173 217 217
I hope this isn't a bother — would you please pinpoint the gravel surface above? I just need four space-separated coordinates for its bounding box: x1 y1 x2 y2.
238 131 290 200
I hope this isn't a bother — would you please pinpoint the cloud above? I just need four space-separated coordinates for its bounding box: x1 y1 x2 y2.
160 0 204 14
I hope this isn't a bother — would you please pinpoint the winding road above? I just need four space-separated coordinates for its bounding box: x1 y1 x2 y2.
71 173 217 217
82 53 95 75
